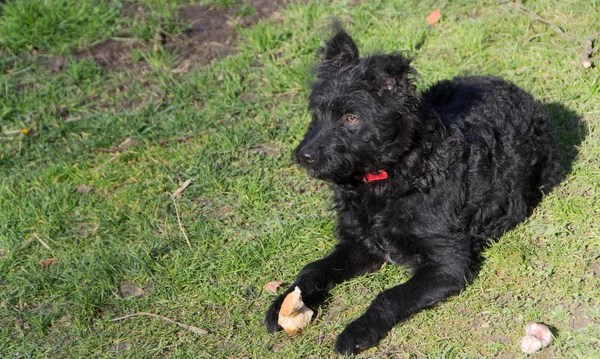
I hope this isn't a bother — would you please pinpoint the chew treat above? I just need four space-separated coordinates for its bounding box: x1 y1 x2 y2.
519 322 554 354
525 322 553 347
278 286 314 335
519 335 543 354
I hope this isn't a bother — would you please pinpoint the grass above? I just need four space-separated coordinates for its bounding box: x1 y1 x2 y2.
0 0 122 54
1 0 599 357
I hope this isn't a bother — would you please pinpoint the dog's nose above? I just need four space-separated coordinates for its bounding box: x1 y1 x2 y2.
299 150 316 166
303 152 315 163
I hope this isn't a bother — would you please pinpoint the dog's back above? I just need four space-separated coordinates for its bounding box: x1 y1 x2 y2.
421 76 561 244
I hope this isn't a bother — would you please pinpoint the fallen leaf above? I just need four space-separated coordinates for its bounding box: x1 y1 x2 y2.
76 222 99 238
249 143 282 157
427 9 442 25
74 184 92 194
109 341 133 352
55 105 68 116
38 258 59 271
50 314 73 334
47 56 66 73
263 281 284 293
194 197 213 206
118 280 146 298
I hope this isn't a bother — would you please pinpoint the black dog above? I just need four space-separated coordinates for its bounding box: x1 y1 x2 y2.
265 27 561 355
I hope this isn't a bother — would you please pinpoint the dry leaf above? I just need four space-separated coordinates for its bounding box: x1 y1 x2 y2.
249 143 282 157
263 281 284 293
118 280 146 298
38 258 59 270
427 9 442 25
74 184 92 194
50 314 73 334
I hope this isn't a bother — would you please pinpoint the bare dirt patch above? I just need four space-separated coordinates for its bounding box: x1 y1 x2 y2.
77 39 144 70
73 0 296 72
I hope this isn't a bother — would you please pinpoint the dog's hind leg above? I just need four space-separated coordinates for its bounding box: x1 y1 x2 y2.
334 261 471 354
265 243 384 333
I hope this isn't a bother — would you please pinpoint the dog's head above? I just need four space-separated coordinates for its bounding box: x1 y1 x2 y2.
294 27 419 185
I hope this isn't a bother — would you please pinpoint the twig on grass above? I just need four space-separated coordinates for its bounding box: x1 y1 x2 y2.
20 237 34 249
32 233 52 251
20 233 52 251
90 147 119 153
153 20 165 53
170 193 192 248
90 138 140 153
64 115 84 123
110 312 208 335
171 179 192 199
580 32 600 68
94 154 118 171
3 128 29 136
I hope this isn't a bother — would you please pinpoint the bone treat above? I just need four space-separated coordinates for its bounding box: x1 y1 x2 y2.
519 322 554 354
278 286 314 335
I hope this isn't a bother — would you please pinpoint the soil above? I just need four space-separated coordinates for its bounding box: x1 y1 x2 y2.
74 0 295 71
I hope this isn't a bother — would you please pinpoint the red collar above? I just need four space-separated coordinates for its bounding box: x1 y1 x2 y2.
358 170 388 183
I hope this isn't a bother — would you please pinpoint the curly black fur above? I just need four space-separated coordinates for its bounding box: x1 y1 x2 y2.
265 28 562 355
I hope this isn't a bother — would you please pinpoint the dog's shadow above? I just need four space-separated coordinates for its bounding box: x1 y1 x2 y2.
543 102 586 176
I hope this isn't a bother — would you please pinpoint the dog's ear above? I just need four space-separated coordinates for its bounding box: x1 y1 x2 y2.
318 26 359 73
371 55 416 96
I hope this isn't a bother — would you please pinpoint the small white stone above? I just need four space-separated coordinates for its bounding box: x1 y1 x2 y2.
520 335 543 354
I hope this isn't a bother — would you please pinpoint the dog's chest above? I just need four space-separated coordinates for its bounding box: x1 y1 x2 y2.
338 191 424 266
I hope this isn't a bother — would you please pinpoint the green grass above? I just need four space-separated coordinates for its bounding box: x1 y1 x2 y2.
0 0 122 54
1 0 599 357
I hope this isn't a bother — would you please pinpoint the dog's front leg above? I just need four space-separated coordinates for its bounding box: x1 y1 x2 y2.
334 264 470 354
265 243 384 333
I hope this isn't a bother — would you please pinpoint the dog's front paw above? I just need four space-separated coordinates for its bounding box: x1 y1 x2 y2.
265 295 285 333
334 319 384 355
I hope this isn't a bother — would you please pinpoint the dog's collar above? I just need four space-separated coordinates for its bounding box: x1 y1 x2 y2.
358 170 388 183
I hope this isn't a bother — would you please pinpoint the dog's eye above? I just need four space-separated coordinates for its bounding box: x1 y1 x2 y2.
344 114 359 123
